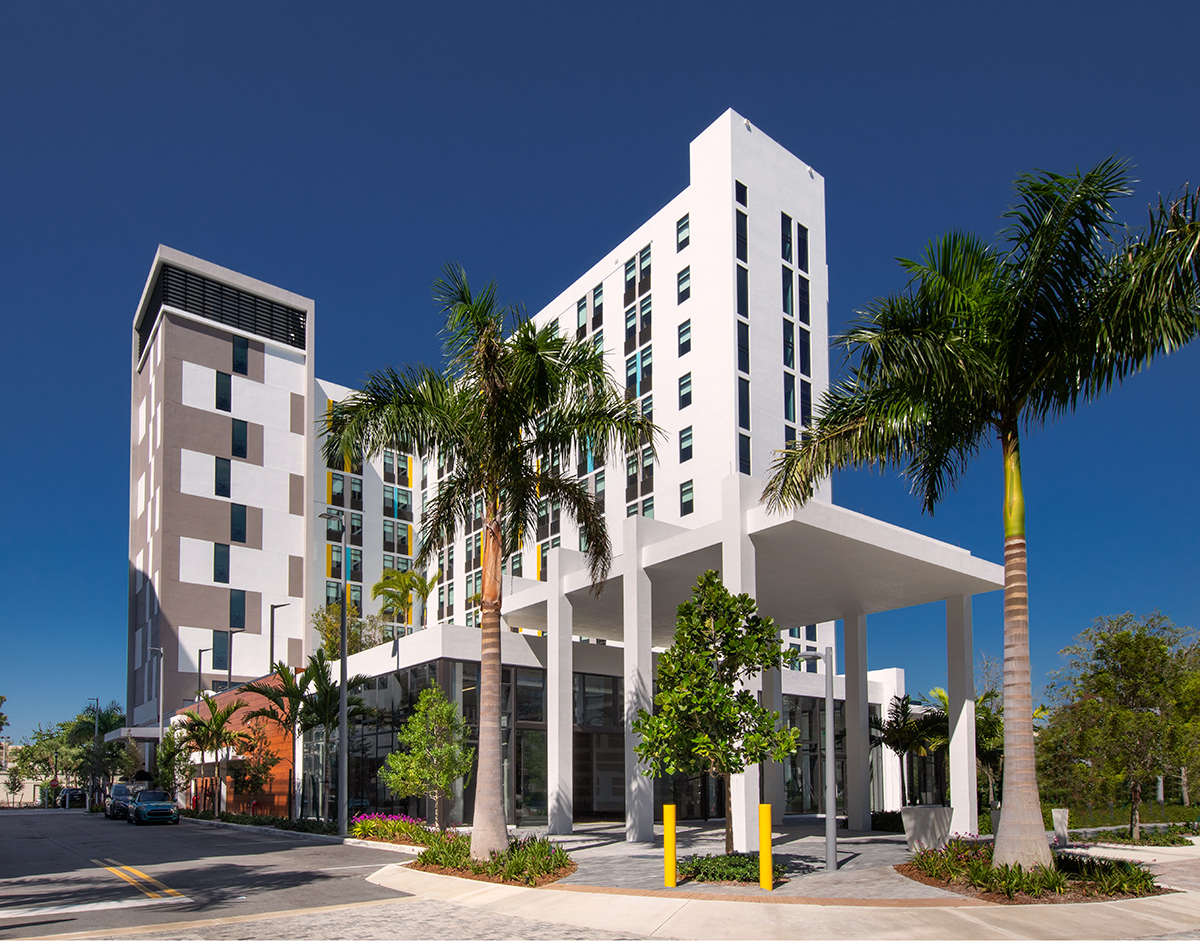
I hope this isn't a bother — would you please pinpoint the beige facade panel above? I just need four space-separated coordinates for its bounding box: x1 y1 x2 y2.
288 554 304 598
289 473 304 516
290 392 305 435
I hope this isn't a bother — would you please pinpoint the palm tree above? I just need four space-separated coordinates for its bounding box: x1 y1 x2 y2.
242 660 314 819
872 694 929 808
372 568 440 632
179 697 248 814
296 649 371 822
324 264 654 859
763 160 1200 868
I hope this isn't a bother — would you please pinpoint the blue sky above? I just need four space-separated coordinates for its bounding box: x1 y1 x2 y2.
2 2 1198 741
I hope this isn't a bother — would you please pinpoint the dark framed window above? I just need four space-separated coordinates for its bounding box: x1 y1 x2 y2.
738 377 751 430
783 319 795 369
230 503 247 543
735 180 747 206
801 379 813 427
735 210 748 262
797 223 809 272
678 320 691 356
214 543 230 583
576 297 588 338
738 433 751 475
327 511 342 542
784 373 796 423
737 321 750 374
326 580 341 608
215 457 231 498
785 424 796 446
641 496 654 519
782 266 793 316
330 473 344 507
678 372 692 409
232 419 248 459
350 512 363 546
229 589 246 630
638 245 651 294
350 477 363 510
676 214 690 251
677 267 691 303
212 630 229 671
624 258 636 306
680 479 694 516
350 583 362 613
330 545 343 581
349 548 363 583
797 274 810 324
215 372 232 412
798 325 811 376
679 426 693 462
592 284 604 328
232 336 249 375
736 265 748 317
781 213 793 263
625 306 636 353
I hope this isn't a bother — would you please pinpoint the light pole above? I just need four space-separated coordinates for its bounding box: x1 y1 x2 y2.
227 625 244 692
149 647 164 774
87 697 100 811
269 602 290 670
795 646 838 872
319 509 349 837
197 647 213 702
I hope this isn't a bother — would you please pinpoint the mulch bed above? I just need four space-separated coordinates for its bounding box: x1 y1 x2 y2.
895 863 1174 905
409 860 578 888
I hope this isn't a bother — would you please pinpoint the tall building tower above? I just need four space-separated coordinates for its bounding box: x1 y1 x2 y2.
127 247 315 733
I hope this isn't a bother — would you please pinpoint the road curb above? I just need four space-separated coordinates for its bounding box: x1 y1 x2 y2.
179 815 421 855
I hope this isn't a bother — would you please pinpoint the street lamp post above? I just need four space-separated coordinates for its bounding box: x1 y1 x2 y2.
319 510 349 837
197 647 213 702
795 646 838 872
269 602 290 669
227 625 244 692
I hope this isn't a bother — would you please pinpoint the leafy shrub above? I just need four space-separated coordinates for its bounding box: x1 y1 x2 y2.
349 812 436 845
677 852 785 884
1045 803 1197 830
415 833 572 886
870 811 904 832
1077 825 1191 847
177 808 337 835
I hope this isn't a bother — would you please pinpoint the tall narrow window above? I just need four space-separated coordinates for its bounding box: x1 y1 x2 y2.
784 373 796 423
229 589 246 630
576 298 588 337
230 503 247 543
330 473 344 507
214 543 230 583
639 295 652 341
680 480 694 516
676 213 690 251
737 321 750 374
641 496 654 519
679 426 693 462
625 306 636 353
677 267 691 303
349 548 363 583
738 377 751 430
350 477 363 510
781 213 793 263
232 419 248 459
735 180 747 206
782 266 793 316
801 380 813 426
215 457 231 498
212 631 229 672
625 355 638 397
678 320 691 355
678 372 692 408
638 245 652 293
798 325 811 376
232 336 249 375
624 258 636 305
735 211 748 262
639 346 652 393
783 319 795 369
797 274 810 324
216 372 232 412
330 545 343 580
738 433 751 475
796 223 809 272
592 284 604 327
736 265 748 317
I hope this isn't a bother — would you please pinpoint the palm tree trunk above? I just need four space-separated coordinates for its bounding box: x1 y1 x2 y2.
992 430 1052 869
1130 780 1142 841
723 773 733 855
471 510 509 860
899 752 907 808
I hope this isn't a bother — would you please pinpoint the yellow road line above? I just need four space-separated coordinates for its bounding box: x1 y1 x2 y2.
89 859 160 899
102 858 184 898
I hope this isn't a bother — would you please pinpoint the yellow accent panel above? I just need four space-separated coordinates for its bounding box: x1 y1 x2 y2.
406 525 413 555
326 545 332 577
407 455 413 482
326 472 332 503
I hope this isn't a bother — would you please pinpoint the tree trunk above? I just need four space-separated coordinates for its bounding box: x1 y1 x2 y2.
899 752 907 807
1183 766 1190 807
723 773 733 855
992 430 1052 869
1131 780 1142 841
471 509 509 860
432 788 442 831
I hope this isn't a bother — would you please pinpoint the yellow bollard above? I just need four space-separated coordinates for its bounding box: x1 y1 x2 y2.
759 803 773 890
664 803 677 887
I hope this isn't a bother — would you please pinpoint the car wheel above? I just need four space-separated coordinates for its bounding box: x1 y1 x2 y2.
172 818 180 825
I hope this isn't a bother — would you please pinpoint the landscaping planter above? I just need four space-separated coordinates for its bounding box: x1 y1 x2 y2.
901 805 953 851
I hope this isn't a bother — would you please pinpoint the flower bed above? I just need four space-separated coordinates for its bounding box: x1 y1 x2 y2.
414 831 575 887
348 813 438 846
677 852 786 886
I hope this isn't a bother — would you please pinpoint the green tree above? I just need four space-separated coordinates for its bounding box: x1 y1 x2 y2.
379 683 475 830
154 725 196 799
1046 612 1192 839
296 649 371 822
372 568 440 630
179 697 248 815
762 162 1200 868
243 660 316 819
310 601 385 658
5 770 24 806
228 719 282 811
115 734 144 782
324 264 652 859
633 570 800 855
872 694 929 808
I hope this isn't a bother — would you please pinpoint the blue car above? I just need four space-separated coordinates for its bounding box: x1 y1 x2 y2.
126 789 180 825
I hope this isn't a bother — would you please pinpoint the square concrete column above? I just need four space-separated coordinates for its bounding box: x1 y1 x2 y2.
722 476 761 852
762 666 786 824
843 613 871 831
547 549 574 835
623 516 654 843
946 595 978 835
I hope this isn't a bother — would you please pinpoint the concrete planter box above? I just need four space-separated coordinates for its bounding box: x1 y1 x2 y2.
901 806 953 852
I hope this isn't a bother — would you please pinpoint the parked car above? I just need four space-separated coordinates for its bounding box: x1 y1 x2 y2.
57 788 87 808
105 783 141 820
126 789 180 826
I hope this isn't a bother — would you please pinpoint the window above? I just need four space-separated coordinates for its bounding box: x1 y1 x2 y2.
326 580 341 609
796 223 809 272
626 347 652 397
738 377 751 430
736 265 748 317
510 553 522 578
330 545 342 580
212 630 229 672
215 457 231 498
782 266 793 316
678 373 692 408
679 426 693 462
798 325 811 376
624 306 636 352
575 298 588 338
641 496 654 519
677 267 690 303
735 180 747 206
784 373 796 423
640 346 652 393
214 543 230 583
677 319 691 356
781 213 793 263
783 319 794 369
383 451 394 482
232 419 248 459
350 513 362 546
624 258 636 305
735 211 748 262
785 424 796 446
641 444 654 486
677 214 690 251
330 473 344 507
638 245 651 293
215 372 232 412
232 336 249 375
680 479 694 516
350 584 362 614
539 542 548 582
229 589 246 630
349 548 363 583
350 477 362 510
626 502 637 517
738 433 751 475
797 274 810 324
639 295 652 341
801 379 813 427
230 503 247 543
592 284 604 328
805 623 817 641
737 321 750 374
327 511 342 542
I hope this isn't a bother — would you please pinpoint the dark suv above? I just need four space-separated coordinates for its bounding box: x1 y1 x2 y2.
104 783 140 820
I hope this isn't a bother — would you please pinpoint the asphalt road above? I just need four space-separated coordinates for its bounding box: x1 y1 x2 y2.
0 809 408 939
